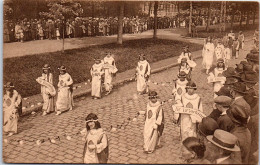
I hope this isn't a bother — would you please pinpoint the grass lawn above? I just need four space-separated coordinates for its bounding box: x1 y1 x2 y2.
4 38 203 97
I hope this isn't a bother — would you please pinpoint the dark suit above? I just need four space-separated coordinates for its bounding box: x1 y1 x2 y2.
217 113 235 132
208 109 222 121
231 97 251 113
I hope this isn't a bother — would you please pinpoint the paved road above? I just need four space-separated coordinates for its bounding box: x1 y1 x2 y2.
3 28 203 59
2 37 253 163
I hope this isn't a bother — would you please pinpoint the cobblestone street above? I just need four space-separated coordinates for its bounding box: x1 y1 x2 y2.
3 31 254 163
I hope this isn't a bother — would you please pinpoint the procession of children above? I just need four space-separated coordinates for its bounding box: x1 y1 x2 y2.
3 29 259 164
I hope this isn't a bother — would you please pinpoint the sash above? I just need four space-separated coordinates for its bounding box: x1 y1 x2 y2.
172 106 206 122
36 77 56 97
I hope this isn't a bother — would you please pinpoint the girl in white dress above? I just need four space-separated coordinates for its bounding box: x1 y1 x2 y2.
179 58 191 81
223 44 231 68
83 113 108 163
91 58 104 99
202 37 215 74
136 54 151 95
3 82 22 136
56 66 73 115
143 91 164 154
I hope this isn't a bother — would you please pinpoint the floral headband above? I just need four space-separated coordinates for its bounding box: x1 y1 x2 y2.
85 119 98 123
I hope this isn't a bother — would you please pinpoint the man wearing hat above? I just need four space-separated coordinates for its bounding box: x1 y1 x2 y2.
227 104 251 164
3 82 22 136
177 81 203 141
230 82 250 112
172 71 188 123
204 129 241 164
214 96 234 132
197 117 219 144
215 86 233 98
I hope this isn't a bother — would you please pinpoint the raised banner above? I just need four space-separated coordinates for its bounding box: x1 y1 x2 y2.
36 77 56 97
207 76 226 83
172 105 206 122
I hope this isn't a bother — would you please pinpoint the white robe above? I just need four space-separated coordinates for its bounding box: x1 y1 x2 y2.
215 44 224 60
40 73 55 113
91 63 104 98
56 73 73 112
202 43 215 70
103 56 117 92
180 93 203 141
136 60 151 93
3 90 21 134
208 68 225 98
144 101 163 152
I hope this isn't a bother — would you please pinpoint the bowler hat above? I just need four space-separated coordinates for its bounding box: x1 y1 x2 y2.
243 64 254 72
224 77 238 85
232 82 247 94
227 104 250 126
182 137 202 151
4 82 14 88
222 67 240 78
215 86 232 98
186 81 197 90
245 53 253 60
240 61 248 65
178 71 187 78
207 129 240 152
42 64 50 70
198 117 219 137
214 96 232 107
58 65 66 71
235 64 243 73
240 72 258 84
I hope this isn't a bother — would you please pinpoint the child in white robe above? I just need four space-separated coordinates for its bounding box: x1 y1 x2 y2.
215 41 225 60
103 53 118 95
178 46 192 63
91 58 104 99
173 81 203 141
179 58 191 81
143 91 164 154
56 66 73 115
223 45 231 68
172 71 188 123
202 37 215 74
3 82 22 136
207 59 226 98
136 54 151 95
83 113 108 163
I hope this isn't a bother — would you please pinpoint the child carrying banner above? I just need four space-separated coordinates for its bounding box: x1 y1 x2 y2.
136 54 151 95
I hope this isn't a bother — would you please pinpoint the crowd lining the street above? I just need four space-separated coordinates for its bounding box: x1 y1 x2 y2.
3 28 259 164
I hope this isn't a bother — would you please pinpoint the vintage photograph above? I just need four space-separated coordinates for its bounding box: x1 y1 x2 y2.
2 0 259 164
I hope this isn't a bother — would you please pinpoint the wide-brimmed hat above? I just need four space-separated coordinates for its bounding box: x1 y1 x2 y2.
178 71 187 78
243 64 254 72
214 96 232 107
198 117 219 137
235 64 243 73
215 86 232 98
245 53 253 60
227 104 250 126
182 137 203 152
206 129 240 152
222 67 240 78
240 71 258 84
58 66 66 71
42 64 50 70
186 81 197 90
224 77 238 85
231 82 247 94
4 82 14 88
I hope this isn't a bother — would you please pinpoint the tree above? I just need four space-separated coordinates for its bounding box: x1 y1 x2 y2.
188 1 192 35
117 2 124 44
206 2 212 32
39 0 83 52
153 1 158 39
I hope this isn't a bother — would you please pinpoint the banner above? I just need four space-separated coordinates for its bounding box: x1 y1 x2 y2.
172 105 206 122
207 76 226 83
36 77 56 96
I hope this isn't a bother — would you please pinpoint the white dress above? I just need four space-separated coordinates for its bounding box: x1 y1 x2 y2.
208 68 226 98
143 101 163 152
136 60 151 93
91 63 104 98
40 73 55 113
180 93 203 141
56 73 73 112
103 56 118 92
202 42 215 70
215 44 224 60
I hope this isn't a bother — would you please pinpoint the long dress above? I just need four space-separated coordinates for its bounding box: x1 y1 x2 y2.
91 63 104 98
177 52 196 68
180 93 203 141
56 73 73 112
144 101 163 152
208 68 226 98
136 60 151 94
40 73 55 113
83 128 108 163
3 90 22 134
202 42 215 70
103 56 118 92
238 34 244 49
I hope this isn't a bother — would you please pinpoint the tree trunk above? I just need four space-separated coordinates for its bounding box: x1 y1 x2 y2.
231 10 235 29
91 2 95 18
246 11 249 27
62 21 65 53
117 2 124 44
188 1 192 35
223 1 226 31
206 2 211 32
177 2 180 27
220 1 223 23
153 1 158 39
239 11 243 28
148 2 152 17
